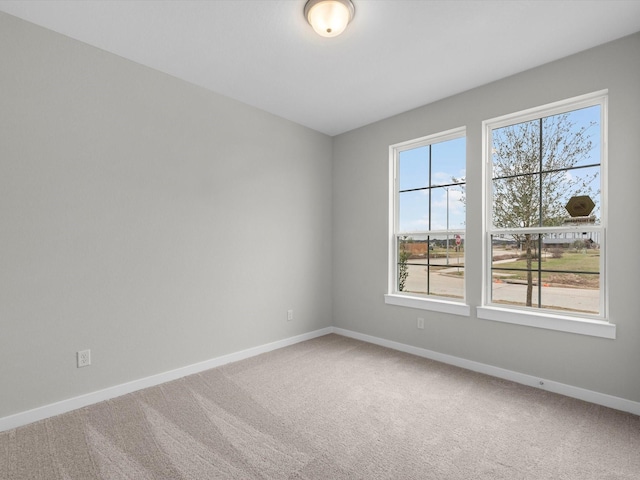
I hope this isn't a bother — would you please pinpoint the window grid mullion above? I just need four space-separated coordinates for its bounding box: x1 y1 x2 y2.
493 162 601 182
538 119 543 307
427 145 432 294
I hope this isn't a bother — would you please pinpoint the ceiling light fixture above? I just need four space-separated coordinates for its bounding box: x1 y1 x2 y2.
304 0 355 38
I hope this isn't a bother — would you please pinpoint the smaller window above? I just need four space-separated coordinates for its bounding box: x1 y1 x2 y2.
388 128 467 309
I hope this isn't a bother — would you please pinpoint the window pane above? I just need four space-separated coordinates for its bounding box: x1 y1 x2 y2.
492 276 540 309
542 105 601 170
492 176 540 229
430 186 466 230
491 234 541 308
398 235 428 293
399 146 429 191
399 190 429 233
542 166 600 227
492 119 540 178
431 136 466 187
492 234 541 272
540 273 599 314
397 234 464 299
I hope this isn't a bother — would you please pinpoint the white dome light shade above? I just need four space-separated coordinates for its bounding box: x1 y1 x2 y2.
304 0 355 38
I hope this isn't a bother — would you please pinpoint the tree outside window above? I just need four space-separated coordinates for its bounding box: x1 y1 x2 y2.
487 99 604 316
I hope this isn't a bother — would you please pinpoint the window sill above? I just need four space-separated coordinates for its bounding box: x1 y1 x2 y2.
384 294 471 316
476 306 615 339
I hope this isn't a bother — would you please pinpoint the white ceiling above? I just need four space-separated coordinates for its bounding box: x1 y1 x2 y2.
1 1 640 136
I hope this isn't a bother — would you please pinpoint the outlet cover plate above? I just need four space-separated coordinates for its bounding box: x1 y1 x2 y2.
77 349 91 368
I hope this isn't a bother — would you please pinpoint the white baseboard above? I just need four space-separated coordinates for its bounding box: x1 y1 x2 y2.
0 327 333 433
332 327 640 417
2 325 637 432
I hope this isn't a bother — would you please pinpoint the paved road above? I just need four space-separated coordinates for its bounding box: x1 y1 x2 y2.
403 260 599 314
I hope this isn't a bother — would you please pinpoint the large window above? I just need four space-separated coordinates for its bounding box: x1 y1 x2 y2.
484 93 607 321
387 128 467 312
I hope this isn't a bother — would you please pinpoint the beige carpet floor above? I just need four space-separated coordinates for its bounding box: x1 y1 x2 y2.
1 333 639 479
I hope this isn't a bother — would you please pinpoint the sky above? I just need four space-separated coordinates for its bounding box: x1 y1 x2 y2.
398 136 466 233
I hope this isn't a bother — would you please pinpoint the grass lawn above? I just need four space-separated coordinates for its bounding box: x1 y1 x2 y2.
493 250 600 288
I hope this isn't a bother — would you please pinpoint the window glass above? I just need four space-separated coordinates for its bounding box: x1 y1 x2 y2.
488 101 604 317
398 234 465 299
399 146 429 191
393 130 466 302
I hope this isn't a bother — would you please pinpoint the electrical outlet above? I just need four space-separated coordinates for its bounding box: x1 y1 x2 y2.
417 317 425 329
287 309 294 321
77 349 91 368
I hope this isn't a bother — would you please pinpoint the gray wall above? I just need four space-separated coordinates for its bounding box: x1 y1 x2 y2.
0 13 333 418
2 10 639 421
333 32 640 403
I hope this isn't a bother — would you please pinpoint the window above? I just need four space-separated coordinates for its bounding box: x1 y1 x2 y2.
481 92 611 335
385 128 469 315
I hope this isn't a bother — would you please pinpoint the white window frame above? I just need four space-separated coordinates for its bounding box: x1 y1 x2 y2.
478 91 615 339
385 127 470 316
